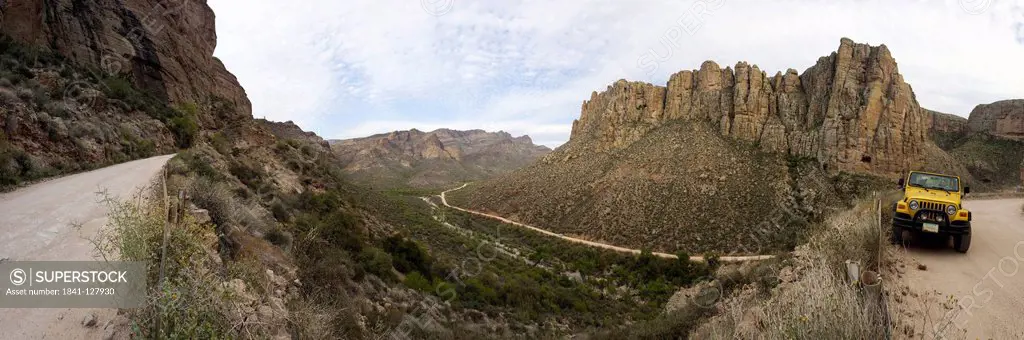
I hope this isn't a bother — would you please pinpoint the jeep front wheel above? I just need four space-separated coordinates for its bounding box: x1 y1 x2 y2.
955 234 971 253
892 225 906 246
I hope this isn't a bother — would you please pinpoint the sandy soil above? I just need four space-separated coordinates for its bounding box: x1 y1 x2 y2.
0 154 173 340
892 197 1024 339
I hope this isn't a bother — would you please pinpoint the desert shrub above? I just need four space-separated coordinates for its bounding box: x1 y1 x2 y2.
264 227 293 251
101 76 136 101
15 87 33 100
358 247 395 281
1 70 25 86
0 143 32 188
176 102 199 116
43 101 71 118
0 152 20 187
70 121 101 139
210 132 232 155
168 114 199 148
383 234 433 277
403 271 433 292
185 177 235 227
174 150 222 180
31 86 49 108
228 160 267 190
274 140 292 153
0 88 16 106
185 176 273 234
4 114 18 136
128 139 157 158
58 65 75 78
285 296 338 339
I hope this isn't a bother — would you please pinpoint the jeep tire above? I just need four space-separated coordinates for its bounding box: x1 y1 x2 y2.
891 225 906 246
954 233 971 253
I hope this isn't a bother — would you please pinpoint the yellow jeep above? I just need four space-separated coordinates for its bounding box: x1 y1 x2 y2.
892 171 972 253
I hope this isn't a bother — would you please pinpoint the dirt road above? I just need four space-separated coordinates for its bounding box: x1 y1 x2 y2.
0 154 173 339
901 197 1024 339
441 183 774 263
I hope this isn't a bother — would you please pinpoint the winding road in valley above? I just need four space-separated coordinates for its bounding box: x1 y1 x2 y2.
440 183 775 263
0 154 174 340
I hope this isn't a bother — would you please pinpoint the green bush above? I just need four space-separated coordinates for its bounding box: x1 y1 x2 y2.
403 271 433 292
383 234 433 277
101 76 136 101
31 86 49 108
169 114 198 148
0 142 32 188
210 132 231 155
176 102 199 116
264 228 293 251
228 161 265 190
44 101 71 118
358 247 395 281
270 200 291 222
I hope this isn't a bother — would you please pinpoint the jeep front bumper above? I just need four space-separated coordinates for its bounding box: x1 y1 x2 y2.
893 212 971 235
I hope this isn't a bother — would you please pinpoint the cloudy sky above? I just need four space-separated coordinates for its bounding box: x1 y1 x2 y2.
207 0 1024 148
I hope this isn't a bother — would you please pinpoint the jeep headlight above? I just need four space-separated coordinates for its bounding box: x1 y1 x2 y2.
908 200 919 210
946 205 957 215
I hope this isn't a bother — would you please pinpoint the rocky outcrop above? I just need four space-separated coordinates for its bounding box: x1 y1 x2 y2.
258 119 328 148
0 0 252 127
929 109 969 136
927 109 969 150
968 99 1024 140
571 38 931 176
330 129 550 188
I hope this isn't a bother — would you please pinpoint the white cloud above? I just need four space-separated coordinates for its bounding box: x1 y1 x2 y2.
209 0 1024 148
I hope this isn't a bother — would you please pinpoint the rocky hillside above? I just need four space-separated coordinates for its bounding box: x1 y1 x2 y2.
329 129 550 189
0 0 254 190
927 100 1024 189
452 39 951 254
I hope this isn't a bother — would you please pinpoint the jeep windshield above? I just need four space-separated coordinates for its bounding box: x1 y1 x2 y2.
908 172 960 192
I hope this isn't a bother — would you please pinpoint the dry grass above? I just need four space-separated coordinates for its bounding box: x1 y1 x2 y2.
692 198 888 339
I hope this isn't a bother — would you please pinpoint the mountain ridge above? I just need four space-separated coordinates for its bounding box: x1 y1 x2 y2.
329 128 550 189
570 38 934 176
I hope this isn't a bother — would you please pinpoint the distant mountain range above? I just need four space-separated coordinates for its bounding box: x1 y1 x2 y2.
329 129 550 189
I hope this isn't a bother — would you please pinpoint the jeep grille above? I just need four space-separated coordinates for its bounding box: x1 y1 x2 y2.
919 201 946 212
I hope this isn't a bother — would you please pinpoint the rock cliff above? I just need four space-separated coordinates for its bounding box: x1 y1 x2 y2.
968 99 1024 140
571 38 930 176
0 0 251 127
929 109 969 136
927 109 969 150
